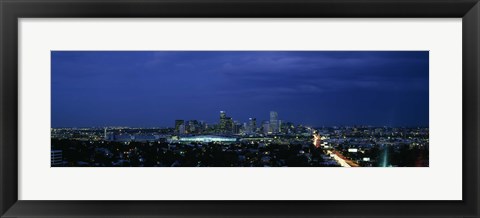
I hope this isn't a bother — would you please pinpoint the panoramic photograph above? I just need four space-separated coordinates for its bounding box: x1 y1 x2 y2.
51 51 429 167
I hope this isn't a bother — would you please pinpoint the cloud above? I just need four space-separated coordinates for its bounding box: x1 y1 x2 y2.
52 51 429 127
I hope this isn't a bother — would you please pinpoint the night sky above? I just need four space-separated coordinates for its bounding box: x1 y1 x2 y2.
51 51 429 128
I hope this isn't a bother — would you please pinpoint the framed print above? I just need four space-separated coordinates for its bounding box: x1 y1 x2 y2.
1 0 479 217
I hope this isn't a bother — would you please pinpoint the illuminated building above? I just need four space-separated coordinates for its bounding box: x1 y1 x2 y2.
219 111 234 134
248 118 257 133
186 120 201 134
262 121 270 134
175 120 184 134
233 121 242 134
270 111 279 133
178 124 185 135
219 111 227 131
226 118 234 133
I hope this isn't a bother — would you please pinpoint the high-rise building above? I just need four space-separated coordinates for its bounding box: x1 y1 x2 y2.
219 111 234 134
186 120 201 134
225 118 234 133
263 121 270 134
282 121 294 134
175 120 185 134
270 111 279 133
219 111 227 132
178 124 186 135
242 122 248 134
233 121 242 134
248 118 257 133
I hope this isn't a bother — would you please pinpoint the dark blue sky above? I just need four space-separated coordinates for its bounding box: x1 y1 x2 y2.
51 51 429 128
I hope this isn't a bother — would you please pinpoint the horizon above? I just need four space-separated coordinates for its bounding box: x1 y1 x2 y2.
50 109 429 129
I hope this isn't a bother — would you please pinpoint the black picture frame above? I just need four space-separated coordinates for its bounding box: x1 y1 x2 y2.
1 0 479 217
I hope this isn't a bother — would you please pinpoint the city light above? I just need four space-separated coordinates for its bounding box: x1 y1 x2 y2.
50 110 429 167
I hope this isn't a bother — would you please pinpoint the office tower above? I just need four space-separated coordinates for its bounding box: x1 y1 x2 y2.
187 120 200 134
178 124 186 135
242 122 248 134
226 117 234 133
219 111 234 134
263 121 270 134
270 111 279 133
175 120 184 134
248 118 257 133
313 130 322 148
219 111 227 132
233 121 242 134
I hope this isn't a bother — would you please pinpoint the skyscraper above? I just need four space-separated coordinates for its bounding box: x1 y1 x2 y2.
219 111 233 134
178 124 186 135
225 118 234 134
220 111 226 119
248 118 257 133
233 121 242 134
270 111 279 133
219 111 227 132
186 120 201 134
263 121 270 134
175 120 184 134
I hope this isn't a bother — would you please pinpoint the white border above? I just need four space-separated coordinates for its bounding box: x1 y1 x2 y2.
19 18 462 200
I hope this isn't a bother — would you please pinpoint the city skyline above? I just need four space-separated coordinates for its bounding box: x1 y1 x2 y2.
51 124 429 167
52 51 429 128
51 109 429 129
